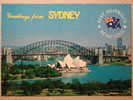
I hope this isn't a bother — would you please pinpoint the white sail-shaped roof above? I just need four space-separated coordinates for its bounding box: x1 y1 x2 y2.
58 61 66 68
58 54 87 68
73 56 86 68
64 54 75 68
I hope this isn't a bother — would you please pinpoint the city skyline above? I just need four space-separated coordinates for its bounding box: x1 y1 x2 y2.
2 4 131 48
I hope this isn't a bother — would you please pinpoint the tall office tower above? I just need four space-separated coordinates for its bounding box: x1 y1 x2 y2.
105 43 112 55
117 38 123 49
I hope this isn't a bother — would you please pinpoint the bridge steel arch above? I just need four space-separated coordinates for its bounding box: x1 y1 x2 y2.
12 40 93 57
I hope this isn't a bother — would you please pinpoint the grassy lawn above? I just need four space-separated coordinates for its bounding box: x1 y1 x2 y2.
38 89 80 96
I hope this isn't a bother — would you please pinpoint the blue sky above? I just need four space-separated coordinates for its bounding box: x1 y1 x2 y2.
2 4 131 48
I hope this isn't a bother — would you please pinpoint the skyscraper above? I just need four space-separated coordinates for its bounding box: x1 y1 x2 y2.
105 43 112 55
117 38 123 49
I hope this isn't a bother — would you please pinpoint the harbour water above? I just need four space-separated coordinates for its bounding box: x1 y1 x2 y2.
15 61 131 83
57 65 131 83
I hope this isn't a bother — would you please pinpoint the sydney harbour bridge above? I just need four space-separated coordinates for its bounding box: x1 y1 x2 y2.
3 40 95 64
13 40 93 56
2 40 128 64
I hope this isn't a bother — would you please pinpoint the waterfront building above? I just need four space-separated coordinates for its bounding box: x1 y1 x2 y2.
58 54 87 68
95 48 99 56
117 38 123 49
112 50 117 56
105 43 112 55
57 54 88 72
122 50 127 56
112 45 116 50
37 55 41 61
127 48 131 56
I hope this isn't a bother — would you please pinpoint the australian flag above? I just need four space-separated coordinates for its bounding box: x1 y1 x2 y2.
103 17 121 29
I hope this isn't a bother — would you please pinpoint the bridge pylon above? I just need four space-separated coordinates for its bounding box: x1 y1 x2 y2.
3 48 13 64
98 48 103 65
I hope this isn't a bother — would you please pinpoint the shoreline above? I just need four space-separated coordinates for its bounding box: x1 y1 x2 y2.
2 64 131 82
94 63 132 66
3 71 90 82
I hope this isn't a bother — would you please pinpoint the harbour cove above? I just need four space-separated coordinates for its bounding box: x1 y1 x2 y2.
7 64 131 84
58 65 131 83
2 52 131 96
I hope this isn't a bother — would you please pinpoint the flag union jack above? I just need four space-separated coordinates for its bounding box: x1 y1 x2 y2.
103 17 121 29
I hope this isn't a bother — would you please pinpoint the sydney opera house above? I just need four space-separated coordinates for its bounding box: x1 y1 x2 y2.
56 54 89 72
